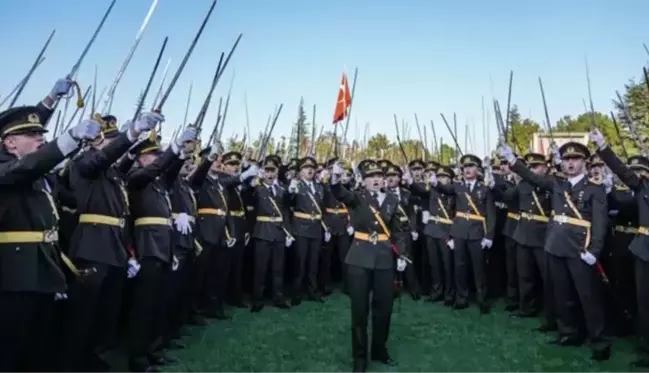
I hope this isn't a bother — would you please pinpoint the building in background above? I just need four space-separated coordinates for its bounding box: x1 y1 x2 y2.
530 132 588 155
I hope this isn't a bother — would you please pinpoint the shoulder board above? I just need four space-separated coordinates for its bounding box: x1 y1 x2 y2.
588 178 601 185
254 178 261 186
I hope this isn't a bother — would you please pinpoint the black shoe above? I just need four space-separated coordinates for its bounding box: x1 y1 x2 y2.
352 359 367 372
128 359 159 373
274 301 291 309
308 294 324 303
453 303 468 310
479 303 491 315
166 340 186 350
250 303 264 313
505 303 518 312
291 296 302 306
371 355 397 367
591 346 611 361
630 358 649 368
148 352 178 366
229 300 248 308
427 295 443 303
443 299 454 307
204 308 231 320
323 288 333 296
189 314 208 326
548 336 584 347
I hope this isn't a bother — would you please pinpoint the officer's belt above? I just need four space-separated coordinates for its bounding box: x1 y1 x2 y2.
552 214 591 228
197 208 226 216
456 211 485 223
506 212 520 220
426 215 453 225
354 231 389 243
326 208 348 214
171 213 196 223
230 210 245 217
257 216 283 223
79 213 126 227
520 212 549 223
294 212 322 220
615 225 638 234
133 217 172 226
0 229 58 244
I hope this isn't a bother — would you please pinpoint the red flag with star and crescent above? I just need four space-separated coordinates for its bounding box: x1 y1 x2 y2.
332 72 352 124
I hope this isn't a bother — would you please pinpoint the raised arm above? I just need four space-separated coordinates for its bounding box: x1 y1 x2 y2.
510 159 555 192
127 148 177 190
597 146 640 190
75 133 133 178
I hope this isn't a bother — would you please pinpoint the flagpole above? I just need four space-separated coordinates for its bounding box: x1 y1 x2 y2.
341 66 358 159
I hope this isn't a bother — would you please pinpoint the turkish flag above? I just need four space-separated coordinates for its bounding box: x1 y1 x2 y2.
332 72 352 124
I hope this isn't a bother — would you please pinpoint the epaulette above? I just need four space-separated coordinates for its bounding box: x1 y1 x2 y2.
588 177 601 185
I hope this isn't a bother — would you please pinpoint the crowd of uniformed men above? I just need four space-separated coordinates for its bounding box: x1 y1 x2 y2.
1 78 648 372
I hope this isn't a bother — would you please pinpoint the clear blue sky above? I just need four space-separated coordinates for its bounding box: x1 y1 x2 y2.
1 0 647 157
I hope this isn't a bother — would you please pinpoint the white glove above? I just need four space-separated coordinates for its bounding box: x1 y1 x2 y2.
49 78 73 99
120 120 132 133
589 129 606 149
172 256 179 271
396 258 407 272
580 251 596 265
226 237 237 248
320 169 330 181
403 171 413 185
172 127 197 155
209 142 222 158
481 238 493 250
245 232 250 245
240 165 259 181
411 231 419 241
497 144 516 164
422 210 430 224
603 173 613 193
332 162 344 176
134 112 164 133
54 292 68 301
429 172 437 186
324 231 332 242
70 119 101 141
288 179 299 193
285 236 294 247
127 258 141 278
447 239 454 250
173 212 192 235
550 143 561 165
347 226 354 236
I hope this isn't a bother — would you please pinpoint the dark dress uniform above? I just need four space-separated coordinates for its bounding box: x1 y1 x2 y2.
288 156 326 303
597 146 649 366
0 105 81 371
331 160 403 372
494 169 520 310
125 140 180 371
500 153 557 329
412 166 456 304
250 155 292 312
58 118 135 371
321 179 351 294
433 154 497 312
511 142 610 360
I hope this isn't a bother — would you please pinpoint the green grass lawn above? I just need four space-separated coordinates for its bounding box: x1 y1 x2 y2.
166 293 638 372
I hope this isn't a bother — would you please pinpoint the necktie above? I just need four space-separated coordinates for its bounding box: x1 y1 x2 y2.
308 182 315 194
269 186 275 197
371 192 379 206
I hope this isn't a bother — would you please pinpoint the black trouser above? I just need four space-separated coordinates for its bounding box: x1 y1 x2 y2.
516 244 545 315
394 232 420 294
253 239 286 303
227 239 245 304
162 251 192 341
189 244 211 314
426 236 453 300
320 234 348 292
454 238 487 306
338 234 352 292
504 237 518 306
348 265 394 363
127 258 168 365
292 236 321 296
547 253 609 351
636 258 649 355
0 292 55 372
58 261 125 371
205 245 232 312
